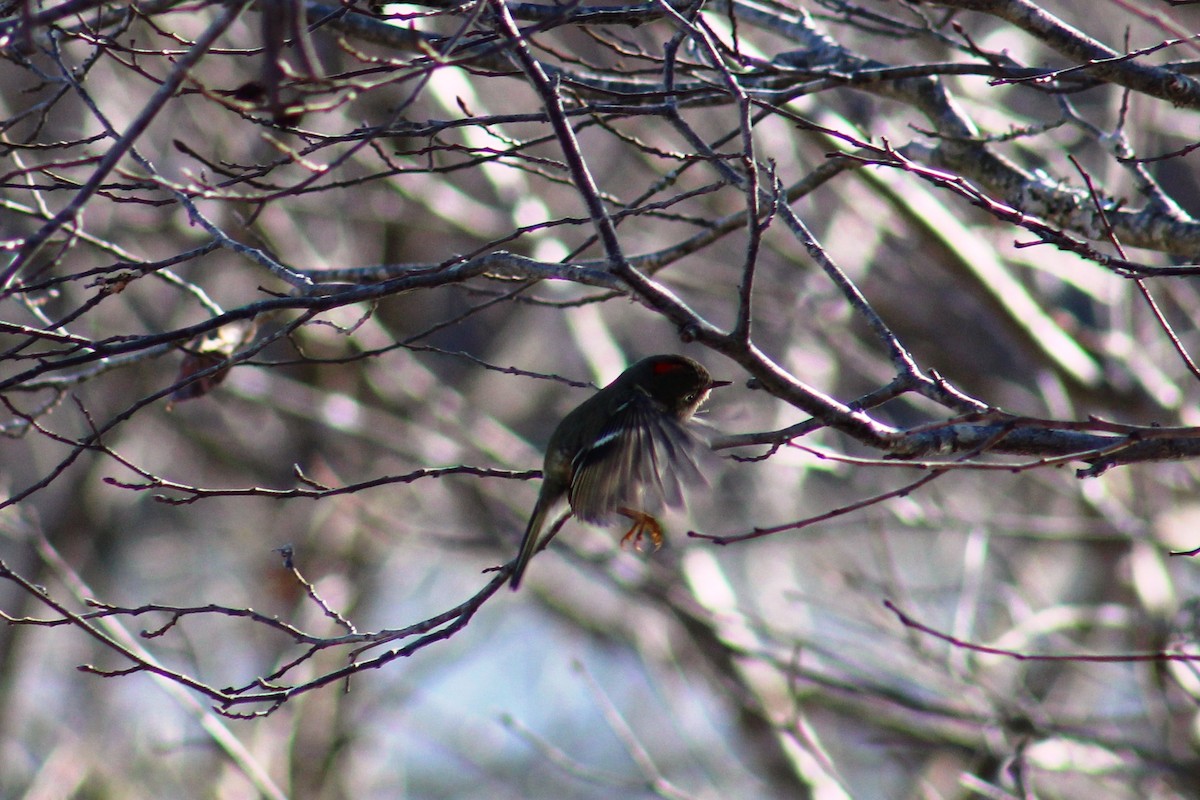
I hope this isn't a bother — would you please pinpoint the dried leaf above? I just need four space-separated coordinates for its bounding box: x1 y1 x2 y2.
166 319 258 409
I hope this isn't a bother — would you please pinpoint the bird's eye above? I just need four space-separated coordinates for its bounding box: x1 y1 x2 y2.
683 392 698 404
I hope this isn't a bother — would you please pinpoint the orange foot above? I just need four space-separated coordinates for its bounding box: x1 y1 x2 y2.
617 507 664 552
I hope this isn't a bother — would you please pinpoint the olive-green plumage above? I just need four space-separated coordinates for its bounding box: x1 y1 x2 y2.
509 355 727 590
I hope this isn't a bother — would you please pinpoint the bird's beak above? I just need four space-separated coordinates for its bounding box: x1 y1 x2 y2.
710 380 733 389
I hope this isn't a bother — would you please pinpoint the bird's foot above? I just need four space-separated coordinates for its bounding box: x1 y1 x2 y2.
617 508 664 552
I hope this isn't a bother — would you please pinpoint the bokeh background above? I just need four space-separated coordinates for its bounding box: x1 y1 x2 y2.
5 1 1200 797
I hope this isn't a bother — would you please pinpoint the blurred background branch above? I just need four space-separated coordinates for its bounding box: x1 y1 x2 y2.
5 0 1200 797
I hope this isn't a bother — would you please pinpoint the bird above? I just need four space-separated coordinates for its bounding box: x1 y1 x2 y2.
509 354 729 590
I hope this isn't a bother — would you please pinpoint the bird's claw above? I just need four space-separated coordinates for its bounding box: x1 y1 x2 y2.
618 508 664 552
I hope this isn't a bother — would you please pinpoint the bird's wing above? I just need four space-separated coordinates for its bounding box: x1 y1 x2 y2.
568 390 704 524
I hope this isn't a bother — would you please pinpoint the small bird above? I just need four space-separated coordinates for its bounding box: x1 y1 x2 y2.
509 354 729 590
